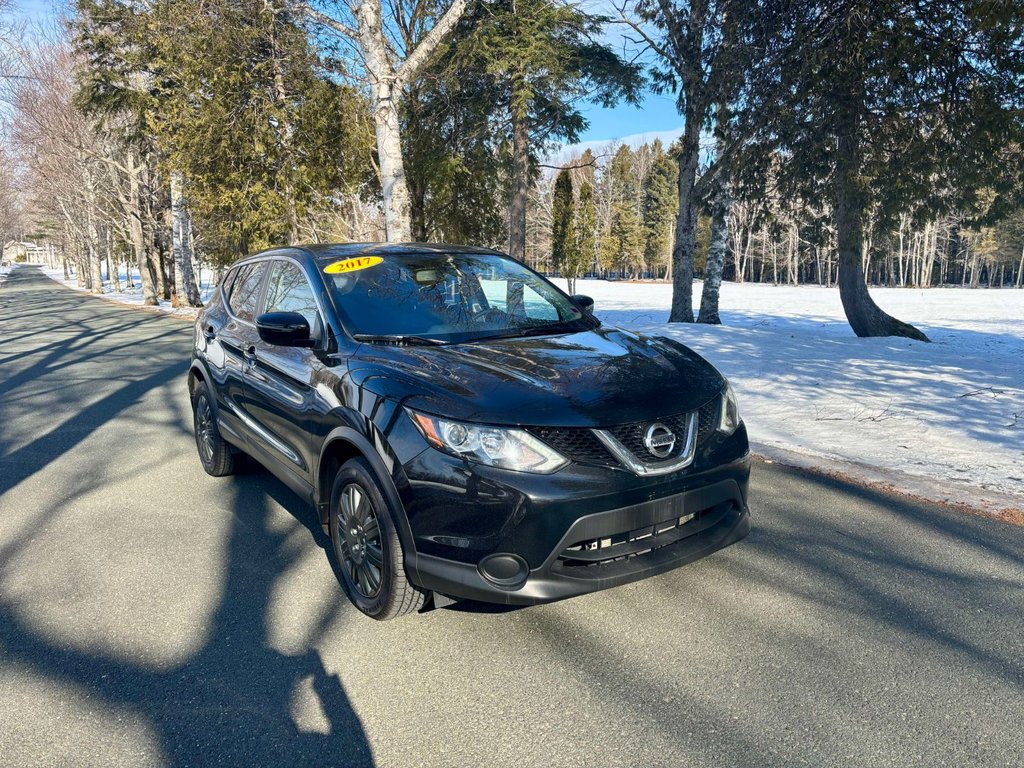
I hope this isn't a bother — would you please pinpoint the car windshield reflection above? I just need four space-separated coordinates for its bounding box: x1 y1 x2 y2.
321 252 598 343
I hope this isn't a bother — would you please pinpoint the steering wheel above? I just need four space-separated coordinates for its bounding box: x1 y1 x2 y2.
470 306 508 325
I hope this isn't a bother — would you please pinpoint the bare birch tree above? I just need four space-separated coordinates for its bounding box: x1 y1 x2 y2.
307 0 469 241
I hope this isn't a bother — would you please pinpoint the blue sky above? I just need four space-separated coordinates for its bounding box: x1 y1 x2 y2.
14 0 57 22
577 90 681 144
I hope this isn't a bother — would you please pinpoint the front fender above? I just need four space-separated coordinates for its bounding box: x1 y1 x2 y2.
316 425 419 564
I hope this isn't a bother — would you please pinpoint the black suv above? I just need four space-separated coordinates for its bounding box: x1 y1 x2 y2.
189 244 750 619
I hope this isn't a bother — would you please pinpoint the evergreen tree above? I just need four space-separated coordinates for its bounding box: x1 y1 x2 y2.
600 145 644 275
551 168 574 277
641 145 677 276
403 39 505 244
450 0 640 260
149 0 372 260
570 180 597 293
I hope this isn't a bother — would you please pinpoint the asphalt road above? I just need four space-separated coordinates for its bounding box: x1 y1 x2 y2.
1 265 1022 768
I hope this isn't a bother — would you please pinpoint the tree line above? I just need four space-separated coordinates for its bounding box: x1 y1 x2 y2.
0 0 1021 336
532 141 1024 291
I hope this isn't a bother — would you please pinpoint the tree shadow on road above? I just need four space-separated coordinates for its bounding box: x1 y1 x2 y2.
0 477 376 766
0 268 375 766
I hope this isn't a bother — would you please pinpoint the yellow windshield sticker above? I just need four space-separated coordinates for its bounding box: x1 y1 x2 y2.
324 256 383 274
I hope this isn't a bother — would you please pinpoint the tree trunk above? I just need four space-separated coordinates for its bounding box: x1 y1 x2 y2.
372 87 413 242
409 172 428 242
834 12 928 342
107 227 121 292
354 0 413 243
835 139 929 340
1016 244 1023 287
268 14 300 245
669 111 701 322
157 247 170 300
508 105 530 262
128 153 160 305
697 180 729 324
88 221 104 294
170 171 203 307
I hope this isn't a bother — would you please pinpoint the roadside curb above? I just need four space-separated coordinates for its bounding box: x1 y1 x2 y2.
751 441 1024 525
37 266 199 322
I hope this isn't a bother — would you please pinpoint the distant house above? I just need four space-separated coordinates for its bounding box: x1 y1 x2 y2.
2 241 51 264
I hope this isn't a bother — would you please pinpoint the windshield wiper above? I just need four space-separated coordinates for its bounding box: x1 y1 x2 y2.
462 321 589 344
352 333 447 346
517 322 580 337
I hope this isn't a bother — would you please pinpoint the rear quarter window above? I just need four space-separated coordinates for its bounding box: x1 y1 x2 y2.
227 263 267 322
220 268 240 299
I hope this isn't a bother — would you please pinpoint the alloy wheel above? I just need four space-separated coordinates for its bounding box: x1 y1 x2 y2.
338 483 384 598
195 394 215 465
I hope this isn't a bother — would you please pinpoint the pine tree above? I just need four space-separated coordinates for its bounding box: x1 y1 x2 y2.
450 0 640 260
641 146 677 276
570 180 597 293
148 0 373 260
733 0 1024 339
599 145 644 276
551 168 574 277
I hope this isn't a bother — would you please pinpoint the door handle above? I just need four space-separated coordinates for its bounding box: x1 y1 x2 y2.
204 325 216 342
243 346 258 367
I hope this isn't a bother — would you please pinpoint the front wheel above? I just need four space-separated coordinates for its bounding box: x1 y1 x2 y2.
328 458 425 620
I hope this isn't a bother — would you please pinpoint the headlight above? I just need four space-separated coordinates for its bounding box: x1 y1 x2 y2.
718 382 741 435
408 410 568 474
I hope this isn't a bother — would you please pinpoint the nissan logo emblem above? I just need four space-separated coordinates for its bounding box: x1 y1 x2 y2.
643 423 676 459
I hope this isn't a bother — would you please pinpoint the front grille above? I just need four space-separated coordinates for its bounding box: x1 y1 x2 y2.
605 411 694 461
557 502 735 568
527 394 722 470
696 396 720 445
528 426 618 468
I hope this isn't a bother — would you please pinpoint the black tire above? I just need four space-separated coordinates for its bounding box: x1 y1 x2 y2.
191 381 237 477
329 458 425 620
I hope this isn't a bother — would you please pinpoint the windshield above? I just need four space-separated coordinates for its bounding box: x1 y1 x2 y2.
322 252 597 343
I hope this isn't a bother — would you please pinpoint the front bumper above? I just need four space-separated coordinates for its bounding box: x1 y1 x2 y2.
406 475 750 605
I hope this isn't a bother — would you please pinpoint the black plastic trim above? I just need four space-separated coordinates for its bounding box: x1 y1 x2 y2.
407 480 750 605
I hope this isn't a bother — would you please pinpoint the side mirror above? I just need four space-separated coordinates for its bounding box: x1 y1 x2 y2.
570 294 594 313
256 312 315 348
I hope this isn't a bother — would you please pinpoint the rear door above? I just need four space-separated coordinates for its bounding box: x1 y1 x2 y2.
243 258 327 489
216 259 269 449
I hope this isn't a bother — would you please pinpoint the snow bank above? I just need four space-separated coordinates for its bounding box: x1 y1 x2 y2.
42 266 216 319
557 278 1024 513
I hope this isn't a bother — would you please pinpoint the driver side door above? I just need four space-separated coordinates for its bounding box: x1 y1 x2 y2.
243 258 327 493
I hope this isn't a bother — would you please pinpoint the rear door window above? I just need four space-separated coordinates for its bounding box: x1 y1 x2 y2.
228 262 267 322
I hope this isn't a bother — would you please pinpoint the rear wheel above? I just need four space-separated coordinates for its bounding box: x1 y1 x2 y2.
329 458 425 620
191 382 237 477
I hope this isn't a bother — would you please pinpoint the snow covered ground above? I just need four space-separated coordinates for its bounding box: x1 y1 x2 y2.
37 264 1023 513
554 278 1024 513
41 265 216 318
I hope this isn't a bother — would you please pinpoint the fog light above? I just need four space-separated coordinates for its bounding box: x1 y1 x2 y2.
478 553 528 588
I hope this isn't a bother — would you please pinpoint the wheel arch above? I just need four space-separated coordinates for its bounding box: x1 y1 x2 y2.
316 427 418 562
187 360 210 397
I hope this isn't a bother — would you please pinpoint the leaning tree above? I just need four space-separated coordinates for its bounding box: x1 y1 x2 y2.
733 0 1024 339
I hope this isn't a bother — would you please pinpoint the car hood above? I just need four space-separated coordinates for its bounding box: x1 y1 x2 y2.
345 326 725 428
